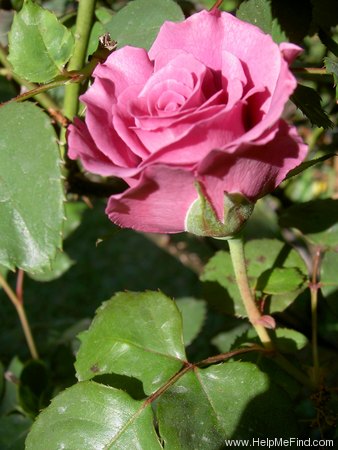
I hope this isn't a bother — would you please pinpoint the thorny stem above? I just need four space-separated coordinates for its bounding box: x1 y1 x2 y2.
62 0 96 121
227 236 315 389
59 0 96 159
310 247 322 388
0 272 39 360
228 237 274 350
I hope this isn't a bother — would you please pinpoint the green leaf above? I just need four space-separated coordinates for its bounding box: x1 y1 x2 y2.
324 57 338 99
186 185 254 238
236 0 287 43
256 267 306 294
0 357 23 416
0 264 9 289
212 328 305 398
212 322 250 353
25 381 162 450
27 201 85 281
158 362 297 447
0 10 14 47
279 199 338 248
0 102 64 272
176 297 207 346
18 360 50 417
321 250 338 303
242 196 280 240
201 239 307 316
105 0 184 51
86 20 105 57
291 84 334 129
8 0 74 82
62 201 88 239
285 153 337 180
28 251 74 282
0 414 32 450
75 291 186 395
274 328 308 353
95 6 114 25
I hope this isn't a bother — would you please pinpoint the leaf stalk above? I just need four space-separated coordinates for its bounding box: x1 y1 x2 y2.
0 272 39 360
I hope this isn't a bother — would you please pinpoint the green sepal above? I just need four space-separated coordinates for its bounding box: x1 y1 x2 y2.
185 182 254 238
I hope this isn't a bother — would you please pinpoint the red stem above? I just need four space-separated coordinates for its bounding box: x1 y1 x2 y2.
16 269 24 305
209 0 223 11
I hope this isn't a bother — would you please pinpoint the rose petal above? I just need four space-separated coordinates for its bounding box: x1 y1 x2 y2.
112 84 151 159
279 42 303 64
106 165 197 233
93 46 154 97
80 47 154 167
150 10 298 124
198 120 308 219
221 50 247 109
134 52 215 122
134 101 245 157
67 118 117 176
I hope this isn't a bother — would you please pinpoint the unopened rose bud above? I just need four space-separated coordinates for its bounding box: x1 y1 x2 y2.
185 183 254 238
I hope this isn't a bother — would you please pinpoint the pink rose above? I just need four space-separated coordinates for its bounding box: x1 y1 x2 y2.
68 9 307 235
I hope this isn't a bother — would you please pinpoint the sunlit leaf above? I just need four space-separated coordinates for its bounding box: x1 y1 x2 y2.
236 0 287 43
274 328 308 353
176 297 207 346
8 0 74 82
201 239 307 316
105 0 184 50
256 267 306 294
158 362 297 447
25 381 162 450
0 102 64 272
75 291 186 394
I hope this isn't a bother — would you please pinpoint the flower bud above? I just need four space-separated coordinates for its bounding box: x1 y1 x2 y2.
185 183 254 238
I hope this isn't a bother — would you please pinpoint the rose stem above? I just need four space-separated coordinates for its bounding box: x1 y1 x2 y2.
16 269 24 305
210 0 224 11
228 237 274 350
62 0 96 121
228 236 314 389
292 67 328 75
60 0 96 155
0 44 60 113
0 272 39 360
310 247 321 388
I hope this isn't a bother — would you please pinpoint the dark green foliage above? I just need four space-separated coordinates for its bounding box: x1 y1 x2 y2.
0 0 337 448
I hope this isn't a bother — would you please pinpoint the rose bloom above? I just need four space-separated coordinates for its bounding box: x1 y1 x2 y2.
68 9 307 235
